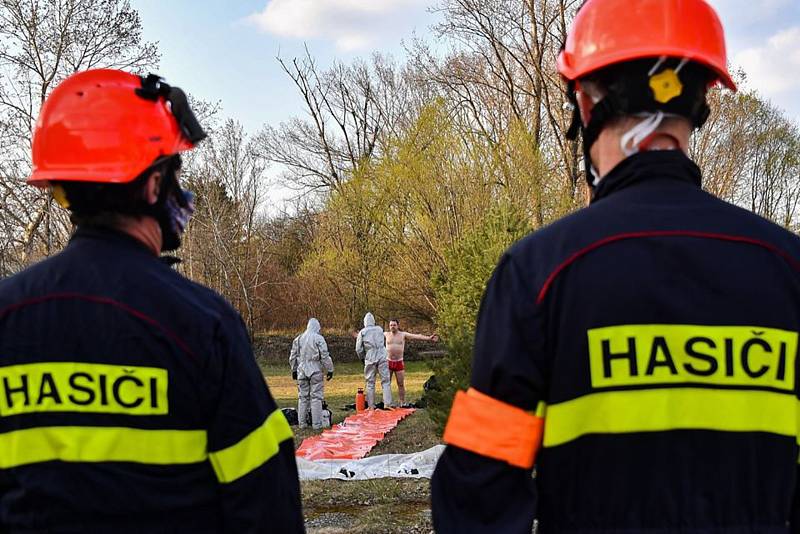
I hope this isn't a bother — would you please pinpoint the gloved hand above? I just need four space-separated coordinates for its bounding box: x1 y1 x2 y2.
326 371 334 381
292 371 297 380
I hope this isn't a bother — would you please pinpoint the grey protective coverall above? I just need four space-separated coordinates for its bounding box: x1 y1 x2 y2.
289 318 334 429
356 313 392 408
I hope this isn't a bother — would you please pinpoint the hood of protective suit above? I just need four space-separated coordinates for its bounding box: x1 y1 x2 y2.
291 317 333 378
357 312 386 364
306 318 321 335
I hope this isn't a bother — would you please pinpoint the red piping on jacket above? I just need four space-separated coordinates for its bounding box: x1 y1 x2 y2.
0 292 197 360
536 231 800 305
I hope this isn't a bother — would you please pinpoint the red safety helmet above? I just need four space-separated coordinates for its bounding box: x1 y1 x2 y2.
558 0 736 91
28 69 203 186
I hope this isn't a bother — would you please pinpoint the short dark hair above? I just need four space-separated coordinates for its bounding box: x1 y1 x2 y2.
389 318 399 325
59 155 180 228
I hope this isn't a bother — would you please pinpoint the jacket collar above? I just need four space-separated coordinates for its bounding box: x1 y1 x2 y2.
592 150 702 203
69 225 157 257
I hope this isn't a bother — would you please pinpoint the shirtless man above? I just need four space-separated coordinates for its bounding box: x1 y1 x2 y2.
385 319 438 407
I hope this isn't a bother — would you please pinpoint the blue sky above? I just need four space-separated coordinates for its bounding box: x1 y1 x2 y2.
134 0 434 134
135 0 800 132
709 0 800 118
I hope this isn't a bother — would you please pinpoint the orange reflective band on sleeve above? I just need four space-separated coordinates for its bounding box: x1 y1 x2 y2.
442 388 543 469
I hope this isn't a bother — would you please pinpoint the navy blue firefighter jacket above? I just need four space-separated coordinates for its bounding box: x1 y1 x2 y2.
0 226 304 533
432 150 800 533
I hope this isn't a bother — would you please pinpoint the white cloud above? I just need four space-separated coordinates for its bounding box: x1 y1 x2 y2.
708 0 792 25
245 0 429 52
705 0 800 120
735 26 800 95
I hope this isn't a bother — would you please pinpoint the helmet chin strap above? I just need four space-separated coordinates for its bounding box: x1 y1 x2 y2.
589 110 682 186
589 162 601 187
619 111 666 157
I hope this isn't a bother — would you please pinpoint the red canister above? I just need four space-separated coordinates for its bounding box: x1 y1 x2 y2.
356 388 366 412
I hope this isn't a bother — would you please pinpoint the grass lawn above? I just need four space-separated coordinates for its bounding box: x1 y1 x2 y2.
265 361 430 405
263 360 442 533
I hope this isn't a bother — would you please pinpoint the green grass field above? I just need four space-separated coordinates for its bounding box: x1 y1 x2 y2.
263 360 441 533
266 361 430 408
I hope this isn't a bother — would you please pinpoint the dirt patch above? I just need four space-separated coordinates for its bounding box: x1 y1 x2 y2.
305 504 432 534
305 508 357 531
303 479 432 533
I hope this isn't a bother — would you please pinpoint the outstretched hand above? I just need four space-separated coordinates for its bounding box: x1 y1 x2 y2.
327 371 334 381
430 334 440 343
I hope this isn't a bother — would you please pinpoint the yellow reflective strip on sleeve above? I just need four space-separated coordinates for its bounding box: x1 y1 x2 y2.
209 409 294 484
535 400 547 418
543 388 798 448
0 426 207 469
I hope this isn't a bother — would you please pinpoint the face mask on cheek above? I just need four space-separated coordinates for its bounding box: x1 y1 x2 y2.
159 188 195 252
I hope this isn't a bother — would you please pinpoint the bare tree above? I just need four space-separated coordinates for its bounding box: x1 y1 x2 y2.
741 102 800 227
254 50 421 196
182 119 275 333
409 0 582 186
0 0 159 274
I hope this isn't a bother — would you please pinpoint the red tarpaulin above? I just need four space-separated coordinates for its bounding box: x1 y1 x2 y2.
295 408 415 461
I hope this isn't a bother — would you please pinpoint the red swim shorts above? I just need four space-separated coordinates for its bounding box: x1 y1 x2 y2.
388 359 405 372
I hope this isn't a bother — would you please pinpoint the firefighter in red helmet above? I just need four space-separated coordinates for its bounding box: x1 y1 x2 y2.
0 70 303 533
432 0 800 531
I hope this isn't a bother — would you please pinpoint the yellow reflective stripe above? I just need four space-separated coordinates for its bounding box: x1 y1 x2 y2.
209 409 293 484
0 426 207 469
543 388 798 448
535 401 547 418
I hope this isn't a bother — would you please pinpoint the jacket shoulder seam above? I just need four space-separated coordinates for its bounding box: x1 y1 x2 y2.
536 231 800 304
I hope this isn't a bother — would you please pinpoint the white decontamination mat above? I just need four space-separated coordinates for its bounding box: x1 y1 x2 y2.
297 445 445 481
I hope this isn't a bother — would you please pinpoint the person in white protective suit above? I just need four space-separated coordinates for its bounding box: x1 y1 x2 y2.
356 312 392 409
289 318 334 429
